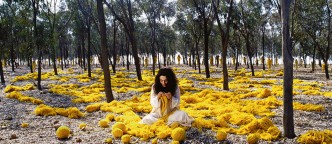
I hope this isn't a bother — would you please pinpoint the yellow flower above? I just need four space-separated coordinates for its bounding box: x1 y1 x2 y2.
112 128 123 138
216 131 227 141
106 113 115 121
86 103 101 113
112 122 126 133
151 138 158 144
121 134 131 143
21 123 29 128
104 138 112 144
56 126 71 139
171 127 186 141
247 133 259 144
99 119 109 128
79 123 87 130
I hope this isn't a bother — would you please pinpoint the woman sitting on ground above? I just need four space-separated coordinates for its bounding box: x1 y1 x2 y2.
140 67 194 127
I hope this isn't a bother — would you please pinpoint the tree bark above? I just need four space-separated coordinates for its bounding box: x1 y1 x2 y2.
97 0 114 102
87 19 92 77
281 0 296 138
0 53 5 84
111 19 117 73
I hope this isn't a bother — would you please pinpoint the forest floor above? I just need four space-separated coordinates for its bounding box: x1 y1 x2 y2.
0 63 331 144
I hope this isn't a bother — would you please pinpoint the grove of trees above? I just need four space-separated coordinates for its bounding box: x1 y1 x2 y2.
1 0 332 139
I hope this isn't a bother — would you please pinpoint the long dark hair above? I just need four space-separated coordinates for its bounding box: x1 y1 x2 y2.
154 67 178 96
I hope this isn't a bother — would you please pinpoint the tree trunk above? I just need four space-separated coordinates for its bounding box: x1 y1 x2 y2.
203 20 210 78
246 34 255 76
32 0 42 90
52 44 58 75
213 0 233 90
10 34 15 72
312 46 316 72
60 40 64 70
126 39 130 71
0 53 5 84
324 0 330 79
262 25 266 70
87 20 92 77
81 26 86 71
195 40 201 73
281 0 296 138
97 0 114 102
111 19 117 73
127 2 142 81
29 42 34 73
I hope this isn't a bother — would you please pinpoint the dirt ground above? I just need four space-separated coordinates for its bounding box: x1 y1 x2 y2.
0 63 331 144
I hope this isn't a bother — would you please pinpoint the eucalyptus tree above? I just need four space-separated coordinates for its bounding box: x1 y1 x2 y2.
160 2 176 67
298 35 313 68
105 0 142 81
236 0 264 76
4 0 18 72
138 0 165 75
267 5 282 65
162 26 177 66
281 0 296 138
212 0 234 90
297 0 330 79
136 20 150 67
181 0 214 78
97 0 114 102
31 0 43 90
17 1 35 72
43 0 60 75
109 19 118 73
174 6 203 73
78 0 94 77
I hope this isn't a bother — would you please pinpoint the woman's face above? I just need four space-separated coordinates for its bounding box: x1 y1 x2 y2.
159 75 168 87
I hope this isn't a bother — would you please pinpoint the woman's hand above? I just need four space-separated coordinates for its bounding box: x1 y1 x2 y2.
157 92 164 99
165 92 172 99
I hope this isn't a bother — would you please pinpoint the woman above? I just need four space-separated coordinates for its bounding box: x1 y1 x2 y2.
140 67 194 127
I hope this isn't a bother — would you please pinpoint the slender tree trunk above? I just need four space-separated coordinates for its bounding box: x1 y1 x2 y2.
246 34 255 76
0 53 5 84
29 42 34 73
262 25 266 70
312 47 316 72
97 0 114 102
10 33 15 72
281 0 296 138
33 0 42 90
203 20 210 78
325 0 330 79
128 19 142 79
60 40 64 70
126 40 130 71
196 40 201 73
81 27 86 71
53 45 58 74
111 19 117 73
87 21 92 77
152 19 156 76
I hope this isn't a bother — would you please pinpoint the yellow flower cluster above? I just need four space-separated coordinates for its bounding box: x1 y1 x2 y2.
4 83 35 93
6 91 43 104
34 104 84 118
7 64 331 143
297 130 332 144
293 102 324 112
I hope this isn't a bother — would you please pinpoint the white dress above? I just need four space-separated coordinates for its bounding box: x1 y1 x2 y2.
140 85 194 127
